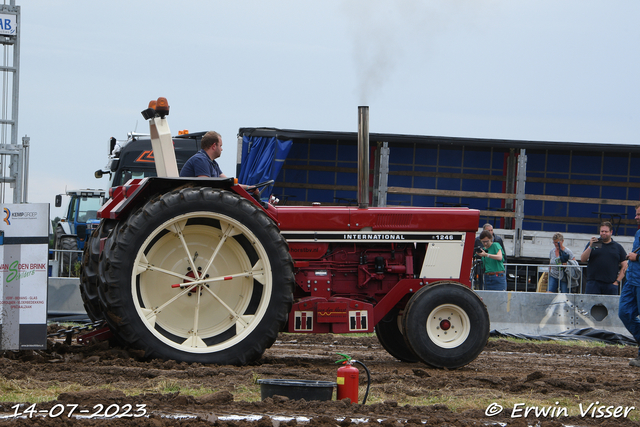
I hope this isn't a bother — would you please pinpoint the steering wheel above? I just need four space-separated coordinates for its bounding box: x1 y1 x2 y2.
246 180 274 196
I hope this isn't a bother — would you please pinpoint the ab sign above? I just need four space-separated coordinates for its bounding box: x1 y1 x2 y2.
0 13 16 36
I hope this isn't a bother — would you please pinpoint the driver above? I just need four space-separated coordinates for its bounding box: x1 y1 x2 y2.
181 131 259 195
180 131 226 178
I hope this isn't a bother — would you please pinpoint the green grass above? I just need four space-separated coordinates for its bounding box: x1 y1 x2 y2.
0 376 225 404
0 378 83 403
488 336 625 349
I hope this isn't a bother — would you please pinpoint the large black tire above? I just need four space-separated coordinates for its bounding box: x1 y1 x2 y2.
54 226 63 249
79 220 114 322
60 236 78 276
98 187 295 365
402 282 489 369
375 307 419 363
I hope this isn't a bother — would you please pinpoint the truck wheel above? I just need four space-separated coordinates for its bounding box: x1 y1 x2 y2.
99 187 294 365
402 282 489 369
79 220 114 322
54 226 63 249
60 236 78 276
375 307 419 363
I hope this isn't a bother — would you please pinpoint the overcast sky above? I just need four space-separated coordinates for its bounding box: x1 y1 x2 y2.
7 0 640 218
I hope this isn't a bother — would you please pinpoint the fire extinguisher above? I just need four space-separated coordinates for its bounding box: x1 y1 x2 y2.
335 353 371 404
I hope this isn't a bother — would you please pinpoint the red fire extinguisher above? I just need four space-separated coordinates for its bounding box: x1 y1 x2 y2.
335 353 370 404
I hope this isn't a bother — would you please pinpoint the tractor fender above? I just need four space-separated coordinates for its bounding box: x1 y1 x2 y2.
57 221 72 236
99 176 238 221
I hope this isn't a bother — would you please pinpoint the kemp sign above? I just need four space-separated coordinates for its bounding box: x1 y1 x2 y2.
0 14 16 36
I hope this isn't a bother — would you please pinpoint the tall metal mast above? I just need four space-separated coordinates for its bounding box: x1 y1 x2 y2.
0 1 27 204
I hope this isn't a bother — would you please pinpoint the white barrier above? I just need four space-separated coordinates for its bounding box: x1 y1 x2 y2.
477 291 631 339
48 277 84 318
48 248 86 320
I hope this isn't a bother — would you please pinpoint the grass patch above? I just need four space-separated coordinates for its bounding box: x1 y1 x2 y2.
489 336 625 349
0 377 227 404
97 380 223 399
232 383 261 402
0 378 83 403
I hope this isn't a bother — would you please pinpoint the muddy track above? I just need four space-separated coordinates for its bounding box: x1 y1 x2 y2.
0 330 639 426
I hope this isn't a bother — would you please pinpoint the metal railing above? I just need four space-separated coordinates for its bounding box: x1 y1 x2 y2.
50 247 605 294
472 261 593 294
49 248 83 278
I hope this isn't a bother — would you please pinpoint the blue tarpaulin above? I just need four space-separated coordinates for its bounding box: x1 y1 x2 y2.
238 135 292 199
490 328 637 346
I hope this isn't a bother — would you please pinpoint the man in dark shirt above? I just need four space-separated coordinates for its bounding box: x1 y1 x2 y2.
580 221 627 295
180 131 225 178
180 131 259 196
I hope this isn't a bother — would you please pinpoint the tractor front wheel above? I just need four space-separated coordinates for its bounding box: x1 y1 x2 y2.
402 282 489 369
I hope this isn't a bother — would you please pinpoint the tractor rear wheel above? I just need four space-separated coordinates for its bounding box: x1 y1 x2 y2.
98 187 294 365
402 282 489 369
375 307 419 363
79 220 114 322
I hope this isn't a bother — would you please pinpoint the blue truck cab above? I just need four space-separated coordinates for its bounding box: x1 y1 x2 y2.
53 189 105 273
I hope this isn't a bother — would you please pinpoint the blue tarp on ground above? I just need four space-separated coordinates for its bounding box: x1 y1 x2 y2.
491 327 637 346
238 135 292 199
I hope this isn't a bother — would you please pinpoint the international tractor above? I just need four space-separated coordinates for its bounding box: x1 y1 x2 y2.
80 98 490 369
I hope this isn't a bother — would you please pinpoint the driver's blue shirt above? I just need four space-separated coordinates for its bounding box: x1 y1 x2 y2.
180 150 223 177
627 229 640 286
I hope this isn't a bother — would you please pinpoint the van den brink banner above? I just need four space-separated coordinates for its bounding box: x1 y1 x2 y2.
0 203 49 350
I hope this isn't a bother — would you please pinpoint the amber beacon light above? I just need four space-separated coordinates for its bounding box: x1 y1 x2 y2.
141 97 170 120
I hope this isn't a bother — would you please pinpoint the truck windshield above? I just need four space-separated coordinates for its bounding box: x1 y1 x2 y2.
77 196 103 223
114 169 157 187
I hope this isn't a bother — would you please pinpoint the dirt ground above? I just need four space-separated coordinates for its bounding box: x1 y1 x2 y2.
1 328 640 426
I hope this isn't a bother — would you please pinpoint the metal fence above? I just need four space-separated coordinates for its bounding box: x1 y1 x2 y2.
472 261 596 294
51 247 605 295
49 248 83 278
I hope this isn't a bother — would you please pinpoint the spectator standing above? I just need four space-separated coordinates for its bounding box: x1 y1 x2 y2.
473 224 507 289
620 204 640 367
580 221 627 295
474 223 506 262
548 232 575 293
477 230 507 291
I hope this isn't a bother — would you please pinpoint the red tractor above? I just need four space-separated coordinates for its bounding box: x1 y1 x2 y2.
80 99 489 369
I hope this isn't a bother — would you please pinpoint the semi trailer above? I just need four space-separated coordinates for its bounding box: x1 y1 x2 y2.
237 127 640 290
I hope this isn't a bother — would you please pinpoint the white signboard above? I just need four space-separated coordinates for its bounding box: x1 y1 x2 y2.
0 13 16 36
0 203 49 350
2 204 48 238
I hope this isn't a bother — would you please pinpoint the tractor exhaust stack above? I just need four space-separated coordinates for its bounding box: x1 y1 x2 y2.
357 106 369 209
